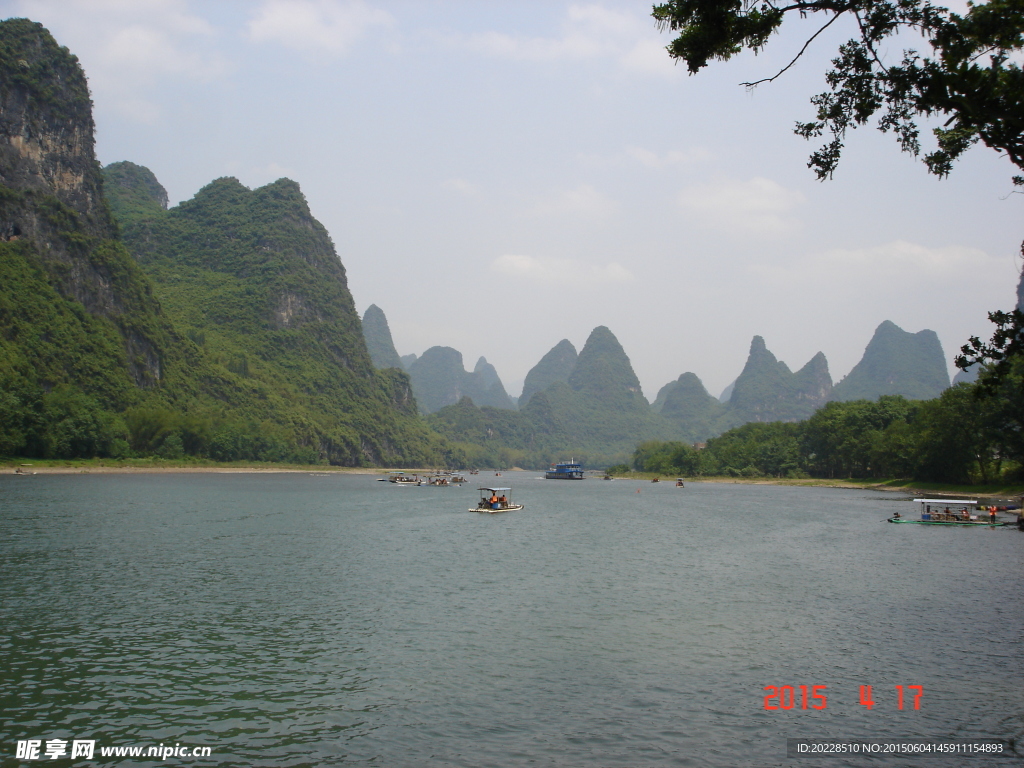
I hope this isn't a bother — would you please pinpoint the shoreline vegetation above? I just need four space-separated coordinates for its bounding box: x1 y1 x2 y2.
4 459 1023 499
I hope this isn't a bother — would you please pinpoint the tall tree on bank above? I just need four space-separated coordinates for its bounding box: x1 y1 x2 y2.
652 0 1024 384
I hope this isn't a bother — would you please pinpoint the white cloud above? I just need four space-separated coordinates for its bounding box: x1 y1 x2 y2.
576 145 712 170
619 37 678 75
750 240 1002 287
677 176 805 236
246 0 393 55
14 0 225 123
463 3 677 76
625 145 713 169
114 98 162 126
492 254 634 285
442 178 479 195
821 240 994 275
531 184 616 217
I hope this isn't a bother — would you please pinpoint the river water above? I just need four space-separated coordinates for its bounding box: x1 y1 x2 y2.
1 472 1022 767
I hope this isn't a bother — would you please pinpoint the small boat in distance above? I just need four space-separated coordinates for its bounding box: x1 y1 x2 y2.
385 472 422 485
422 471 466 486
545 460 583 480
888 498 1007 525
675 479 685 487
470 487 524 514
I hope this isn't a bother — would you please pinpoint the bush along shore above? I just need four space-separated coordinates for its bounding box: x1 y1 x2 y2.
618 384 1024 491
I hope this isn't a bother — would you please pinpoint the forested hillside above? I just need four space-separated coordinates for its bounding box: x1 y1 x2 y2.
104 161 450 466
0 20 195 458
0 19 451 466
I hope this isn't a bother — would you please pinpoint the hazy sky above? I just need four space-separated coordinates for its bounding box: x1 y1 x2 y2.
8 0 1022 399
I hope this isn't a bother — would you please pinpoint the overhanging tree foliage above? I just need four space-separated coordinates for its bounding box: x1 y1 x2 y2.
652 0 1024 182
653 0 1024 382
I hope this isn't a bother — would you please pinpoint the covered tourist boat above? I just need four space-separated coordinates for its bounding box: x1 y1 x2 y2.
420 471 468 486
888 498 1007 526
545 460 583 480
383 472 421 485
470 487 524 514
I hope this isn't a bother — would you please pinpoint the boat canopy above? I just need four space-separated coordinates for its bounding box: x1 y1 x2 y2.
913 498 978 505
478 487 511 493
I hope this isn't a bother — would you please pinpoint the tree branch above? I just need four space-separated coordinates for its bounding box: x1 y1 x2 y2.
854 10 890 74
741 11 844 87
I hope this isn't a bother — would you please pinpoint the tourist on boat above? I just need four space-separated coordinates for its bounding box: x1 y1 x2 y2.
990 507 997 523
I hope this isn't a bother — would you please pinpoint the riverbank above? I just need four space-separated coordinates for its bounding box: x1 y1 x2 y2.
4 460 1023 499
604 472 1024 500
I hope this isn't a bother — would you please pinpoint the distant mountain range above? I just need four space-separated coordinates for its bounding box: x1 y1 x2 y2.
364 302 954 464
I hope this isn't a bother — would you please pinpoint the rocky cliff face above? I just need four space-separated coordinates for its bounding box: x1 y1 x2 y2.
0 20 111 237
0 19 167 390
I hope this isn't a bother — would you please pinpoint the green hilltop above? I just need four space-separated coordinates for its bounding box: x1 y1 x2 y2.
361 303 404 370
103 161 449 465
830 320 949 401
728 336 833 423
406 346 515 413
652 372 733 443
519 338 577 407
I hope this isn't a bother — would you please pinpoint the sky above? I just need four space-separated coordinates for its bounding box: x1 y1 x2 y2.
6 0 1022 400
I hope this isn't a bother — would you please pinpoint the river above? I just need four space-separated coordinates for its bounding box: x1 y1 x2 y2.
1 472 1021 767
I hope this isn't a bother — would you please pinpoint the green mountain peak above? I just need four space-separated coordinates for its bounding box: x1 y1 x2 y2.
831 320 949 401
568 325 644 400
520 338 577 407
361 304 403 370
